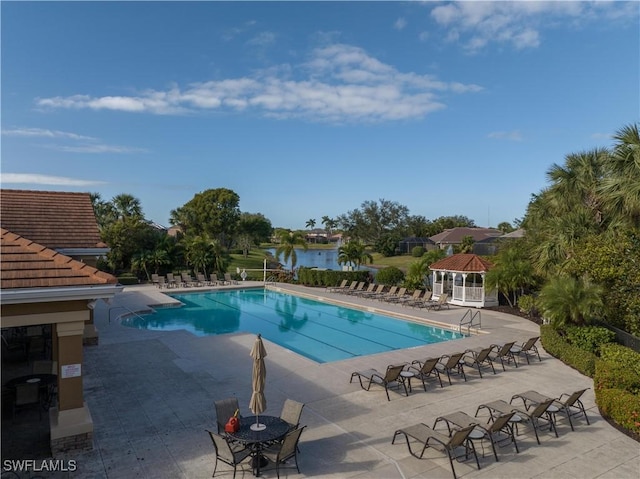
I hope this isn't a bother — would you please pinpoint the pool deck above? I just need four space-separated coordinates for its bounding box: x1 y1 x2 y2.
5 281 639 478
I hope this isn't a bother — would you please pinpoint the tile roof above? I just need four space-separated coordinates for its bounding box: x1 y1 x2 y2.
429 227 502 244
0 189 105 249
0 228 117 289
429 254 494 272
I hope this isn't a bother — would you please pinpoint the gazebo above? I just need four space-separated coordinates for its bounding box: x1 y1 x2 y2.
429 254 498 308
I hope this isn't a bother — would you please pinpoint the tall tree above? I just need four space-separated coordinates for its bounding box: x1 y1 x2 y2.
112 193 144 220
337 241 373 270
305 219 316 229
275 230 308 273
337 198 409 245
537 276 603 329
170 188 241 247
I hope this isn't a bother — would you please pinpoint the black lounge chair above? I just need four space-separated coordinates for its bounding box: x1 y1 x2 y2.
462 347 496 378
436 352 467 385
511 389 590 431
392 423 480 479
488 342 518 370
350 364 407 401
510 337 542 364
408 357 444 390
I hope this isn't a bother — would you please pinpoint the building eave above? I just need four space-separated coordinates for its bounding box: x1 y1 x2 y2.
0 284 124 305
56 248 110 257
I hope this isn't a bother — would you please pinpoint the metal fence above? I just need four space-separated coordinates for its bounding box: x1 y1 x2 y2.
594 320 640 352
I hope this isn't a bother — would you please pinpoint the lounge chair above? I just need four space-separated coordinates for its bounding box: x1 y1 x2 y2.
510 337 541 364
433 410 518 462
511 389 590 431
360 284 385 299
350 364 408 401
488 342 518 370
166 273 178 288
408 291 433 308
181 272 197 287
338 281 358 294
397 289 423 306
345 282 366 295
327 279 348 292
385 287 407 303
354 283 376 297
462 347 496 378
224 273 238 285
151 273 163 287
376 286 397 301
408 357 444 390
475 397 557 444
197 273 210 286
392 423 480 479
426 293 450 310
436 352 467 385
205 430 251 479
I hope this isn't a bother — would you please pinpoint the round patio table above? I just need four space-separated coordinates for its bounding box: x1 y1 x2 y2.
226 415 289 477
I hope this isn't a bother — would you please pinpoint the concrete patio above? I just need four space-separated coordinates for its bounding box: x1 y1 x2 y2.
3 282 639 478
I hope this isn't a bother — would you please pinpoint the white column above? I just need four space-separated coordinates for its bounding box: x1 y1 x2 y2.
462 273 467 303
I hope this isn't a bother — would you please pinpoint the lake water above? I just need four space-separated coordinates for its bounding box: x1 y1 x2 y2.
266 248 374 271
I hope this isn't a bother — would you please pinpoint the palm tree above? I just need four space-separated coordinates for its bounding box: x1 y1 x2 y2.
305 219 316 229
600 123 640 227
405 256 430 290
275 230 308 273
537 276 603 329
90 192 117 230
149 248 170 274
337 241 373 270
112 193 143 221
321 216 337 241
131 250 154 281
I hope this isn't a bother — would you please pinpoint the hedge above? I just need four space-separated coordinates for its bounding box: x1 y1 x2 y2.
117 274 139 285
540 325 597 377
595 387 640 434
600 343 640 377
296 267 370 287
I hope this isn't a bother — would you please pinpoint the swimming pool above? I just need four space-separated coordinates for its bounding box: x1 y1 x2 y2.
123 288 464 363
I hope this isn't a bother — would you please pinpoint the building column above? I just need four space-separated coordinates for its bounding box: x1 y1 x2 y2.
50 320 94 455
481 273 486 306
83 302 99 346
462 273 468 303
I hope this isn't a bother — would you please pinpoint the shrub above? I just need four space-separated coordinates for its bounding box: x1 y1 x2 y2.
600 343 640 378
375 266 405 286
594 360 640 394
540 325 597 377
296 267 369 287
411 246 425 257
595 387 640 434
564 326 616 355
518 294 537 316
117 274 139 285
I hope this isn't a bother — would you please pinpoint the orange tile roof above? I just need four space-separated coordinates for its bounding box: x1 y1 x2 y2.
0 228 117 289
0 189 105 249
429 254 493 272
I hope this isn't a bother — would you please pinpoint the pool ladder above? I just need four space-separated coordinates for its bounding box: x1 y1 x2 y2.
459 309 481 335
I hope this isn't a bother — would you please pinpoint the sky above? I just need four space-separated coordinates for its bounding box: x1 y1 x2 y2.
2 1 638 230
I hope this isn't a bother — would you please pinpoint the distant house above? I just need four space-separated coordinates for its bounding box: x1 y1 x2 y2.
429 227 503 250
472 228 526 256
398 237 436 254
429 253 498 308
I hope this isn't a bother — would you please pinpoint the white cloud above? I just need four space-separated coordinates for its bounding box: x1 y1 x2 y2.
35 43 483 123
430 1 635 52
246 31 276 46
394 17 407 31
1 127 96 141
488 130 523 141
1 173 106 186
46 144 148 154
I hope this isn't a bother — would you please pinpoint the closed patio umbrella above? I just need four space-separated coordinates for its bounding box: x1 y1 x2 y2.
249 333 267 431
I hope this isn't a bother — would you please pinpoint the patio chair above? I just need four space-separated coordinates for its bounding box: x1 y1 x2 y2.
327 279 348 292
476 397 557 444
462 347 496 378
392 423 480 479
280 399 305 432
151 273 162 287
345 282 366 295
166 273 178 288
408 357 444 390
511 389 590 431
205 430 251 479
197 273 210 286
397 289 423 306
488 342 518 370
360 284 385 299
350 364 408 401
376 286 397 301
408 291 433 308
214 397 241 435
181 272 197 287
436 352 467 385
224 273 238 285
354 283 376 297
432 410 518 461
262 426 306 479
510 337 541 364
426 293 450 310
385 287 407 303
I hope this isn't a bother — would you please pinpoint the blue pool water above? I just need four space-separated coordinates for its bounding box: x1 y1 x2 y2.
122 289 464 363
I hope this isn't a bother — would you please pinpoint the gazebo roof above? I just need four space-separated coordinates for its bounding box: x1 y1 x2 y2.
429 253 493 273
